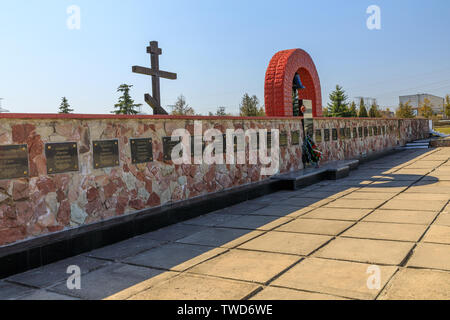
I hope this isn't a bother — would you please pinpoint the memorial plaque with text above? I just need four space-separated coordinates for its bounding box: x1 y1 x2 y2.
46 143 79 174
358 127 363 138
131 138 153 164
364 127 369 137
93 140 119 169
332 129 338 141
315 129 322 143
292 131 300 145
280 132 288 147
0 145 29 179
163 136 181 161
339 128 345 140
346 128 351 139
324 129 330 142
353 127 358 139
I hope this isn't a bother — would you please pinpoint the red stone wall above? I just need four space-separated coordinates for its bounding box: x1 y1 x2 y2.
0 115 428 246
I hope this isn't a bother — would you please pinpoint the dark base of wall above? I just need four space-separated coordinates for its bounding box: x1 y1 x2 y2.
0 147 405 279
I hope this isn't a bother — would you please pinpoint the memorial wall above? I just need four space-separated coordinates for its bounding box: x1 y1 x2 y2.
0 114 429 246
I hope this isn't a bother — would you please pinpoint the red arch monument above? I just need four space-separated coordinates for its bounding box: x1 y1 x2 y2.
264 49 322 117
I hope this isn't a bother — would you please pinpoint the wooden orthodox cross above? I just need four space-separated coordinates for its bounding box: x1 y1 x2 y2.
132 41 177 115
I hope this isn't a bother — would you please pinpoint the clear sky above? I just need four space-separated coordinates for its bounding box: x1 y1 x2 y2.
1 0 450 115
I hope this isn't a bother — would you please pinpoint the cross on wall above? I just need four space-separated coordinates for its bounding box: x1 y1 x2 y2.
132 41 177 115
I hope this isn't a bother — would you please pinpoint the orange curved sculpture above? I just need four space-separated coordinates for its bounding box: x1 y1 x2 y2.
264 49 322 117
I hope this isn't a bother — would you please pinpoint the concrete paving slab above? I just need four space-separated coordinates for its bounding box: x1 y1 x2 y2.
280 197 333 208
357 186 408 193
275 218 353 236
435 213 450 226
188 249 300 284
379 268 450 300
126 273 260 300
0 281 35 300
250 286 348 300
341 192 394 200
301 208 372 221
314 237 414 265
123 243 227 271
140 224 208 242
86 236 165 261
182 213 241 227
247 205 305 217
216 201 268 215
407 243 450 271
49 263 165 300
238 231 332 256
7 255 109 289
216 215 292 231
18 290 79 300
380 199 446 212
422 225 450 245
272 258 397 300
176 227 264 248
394 193 450 201
325 199 386 209
363 209 438 225
342 222 427 242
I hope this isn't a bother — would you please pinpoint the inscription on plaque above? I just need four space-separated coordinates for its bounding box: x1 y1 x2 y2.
353 127 358 139
131 138 153 164
292 131 300 145
163 136 181 161
364 127 369 137
280 132 288 147
0 145 29 179
93 140 119 169
315 129 322 143
324 129 330 142
46 142 79 174
346 128 351 139
332 128 338 141
339 128 345 140
358 127 363 138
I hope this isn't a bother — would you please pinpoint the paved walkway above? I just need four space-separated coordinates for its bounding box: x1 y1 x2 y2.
1 148 450 300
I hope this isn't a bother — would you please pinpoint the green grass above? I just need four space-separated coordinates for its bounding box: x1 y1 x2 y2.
435 126 450 134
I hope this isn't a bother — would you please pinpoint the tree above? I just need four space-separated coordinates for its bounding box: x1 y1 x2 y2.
239 93 265 116
59 97 74 114
171 95 195 115
327 85 349 117
348 101 358 117
418 98 434 118
445 94 450 118
369 102 381 118
358 98 368 117
112 84 141 115
209 106 230 116
396 101 415 118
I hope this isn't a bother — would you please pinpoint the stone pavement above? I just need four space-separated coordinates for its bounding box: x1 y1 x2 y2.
1 148 449 300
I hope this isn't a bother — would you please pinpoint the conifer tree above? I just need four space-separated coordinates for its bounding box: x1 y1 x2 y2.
59 97 74 114
112 84 142 115
327 85 349 117
358 98 368 117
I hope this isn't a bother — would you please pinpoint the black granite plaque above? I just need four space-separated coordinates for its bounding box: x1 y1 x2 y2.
0 145 29 179
130 138 153 164
339 128 345 140
324 129 330 142
163 136 181 161
292 131 300 145
358 127 363 138
364 127 369 137
332 129 338 141
353 127 358 139
374 126 378 136
369 127 373 136
315 129 322 143
190 136 206 157
346 128 351 139
46 142 79 174
93 140 119 169
280 132 288 147
266 132 272 149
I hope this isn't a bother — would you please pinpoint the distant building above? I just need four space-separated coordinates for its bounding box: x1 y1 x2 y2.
0 98 10 113
399 94 444 116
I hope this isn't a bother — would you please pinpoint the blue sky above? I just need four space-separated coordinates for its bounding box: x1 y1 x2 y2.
1 0 449 114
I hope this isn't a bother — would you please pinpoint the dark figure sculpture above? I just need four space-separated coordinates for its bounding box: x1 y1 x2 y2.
292 73 305 117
